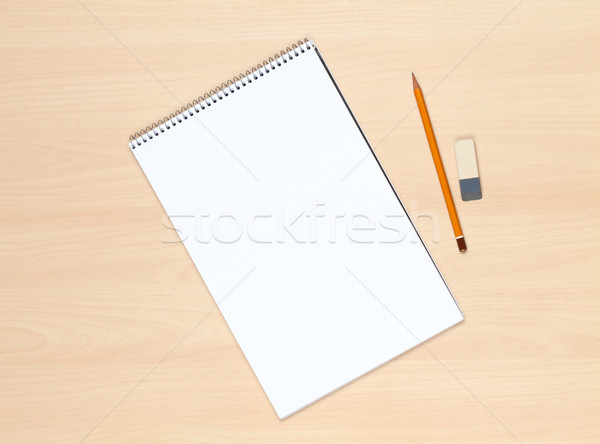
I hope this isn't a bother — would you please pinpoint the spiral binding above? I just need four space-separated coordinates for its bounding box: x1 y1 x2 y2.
129 39 313 149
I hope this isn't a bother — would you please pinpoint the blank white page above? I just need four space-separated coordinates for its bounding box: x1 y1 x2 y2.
131 41 463 419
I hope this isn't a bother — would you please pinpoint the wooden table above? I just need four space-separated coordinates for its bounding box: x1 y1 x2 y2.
2 1 599 442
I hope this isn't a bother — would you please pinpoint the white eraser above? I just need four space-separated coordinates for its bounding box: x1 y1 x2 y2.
454 139 481 201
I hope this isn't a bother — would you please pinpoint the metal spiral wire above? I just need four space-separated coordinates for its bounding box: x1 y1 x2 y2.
129 39 312 148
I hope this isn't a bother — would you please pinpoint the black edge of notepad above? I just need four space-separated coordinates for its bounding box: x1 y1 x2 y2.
312 46 464 318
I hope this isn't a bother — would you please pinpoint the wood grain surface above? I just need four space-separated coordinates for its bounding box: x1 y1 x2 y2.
1 1 599 442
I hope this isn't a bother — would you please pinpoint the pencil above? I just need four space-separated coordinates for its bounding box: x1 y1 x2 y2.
412 73 467 252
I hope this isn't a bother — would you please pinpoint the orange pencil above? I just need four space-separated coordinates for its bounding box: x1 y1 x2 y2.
412 73 467 252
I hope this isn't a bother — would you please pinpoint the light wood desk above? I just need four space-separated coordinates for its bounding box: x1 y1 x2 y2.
1 1 599 442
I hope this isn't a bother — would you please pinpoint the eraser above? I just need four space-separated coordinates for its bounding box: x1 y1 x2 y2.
454 138 482 201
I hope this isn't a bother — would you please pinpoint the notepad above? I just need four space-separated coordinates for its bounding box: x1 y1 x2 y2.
129 40 464 418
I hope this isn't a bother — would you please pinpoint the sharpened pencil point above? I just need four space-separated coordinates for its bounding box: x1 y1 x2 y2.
412 73 420 90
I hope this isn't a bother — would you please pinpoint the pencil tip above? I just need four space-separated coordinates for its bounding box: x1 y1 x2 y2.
412 73 420 90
